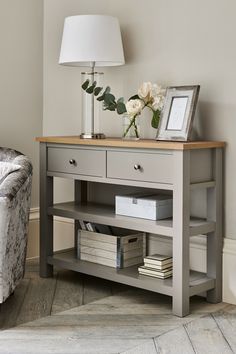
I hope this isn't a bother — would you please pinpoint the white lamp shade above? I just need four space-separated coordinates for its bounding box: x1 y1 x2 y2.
59 15 125 67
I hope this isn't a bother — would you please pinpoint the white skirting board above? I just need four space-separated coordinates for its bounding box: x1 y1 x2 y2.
27 208 236 305
27 208 74 260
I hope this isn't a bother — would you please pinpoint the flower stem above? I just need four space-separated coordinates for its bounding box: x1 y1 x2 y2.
123 115 137 138
134 121 139 138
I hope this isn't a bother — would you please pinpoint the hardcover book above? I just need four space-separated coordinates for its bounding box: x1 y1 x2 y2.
138 265 172 279
144 261 173 270
144 254 172 266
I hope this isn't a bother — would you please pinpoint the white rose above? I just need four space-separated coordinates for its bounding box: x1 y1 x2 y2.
126 99 144 116
151 84 165 98
138 82 152 101
152 95 165 111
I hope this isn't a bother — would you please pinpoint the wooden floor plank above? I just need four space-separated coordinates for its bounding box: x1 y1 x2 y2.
51 270 83 315
87 289 172 307
0 279 30 330
110 282 131 295
19 290 203 340
121 339 157 354
213 306 236 352
185 314 233 354
25 258 40 273
83 274 112 305
19 315 193 340
190 296 229 314
0 328 149 354
16 276 57 325
0 259 235 354
154 326 195 354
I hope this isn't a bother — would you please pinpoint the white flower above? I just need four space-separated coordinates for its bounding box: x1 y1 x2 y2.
138 82 152 101
151 95 165 111
151 84 165 98
126 99 144 116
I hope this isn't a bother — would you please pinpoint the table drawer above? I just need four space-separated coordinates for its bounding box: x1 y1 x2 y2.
107 151 173 184
48 147 106 177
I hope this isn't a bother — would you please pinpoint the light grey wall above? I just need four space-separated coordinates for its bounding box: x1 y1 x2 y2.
0 0 43 207
43 0 236 239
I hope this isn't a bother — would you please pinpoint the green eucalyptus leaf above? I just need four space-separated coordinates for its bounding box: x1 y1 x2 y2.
82 79 90 90
117 97 124 104
104 86 111 94
86 81 97 94
128 94 139 101
86 86 94 94
97 94 105 101
151 110 161 129
104 93 116 106
117 102 127 114
97 86 111 101
104 103 116 111
94 87 103 96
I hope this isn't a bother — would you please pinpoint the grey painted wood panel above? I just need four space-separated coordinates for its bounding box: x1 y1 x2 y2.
207 148 223 303
39 142 223 317
74 180 87 251
190 149 212 183
48 250 173 296
172 150 190 317
49 202 174 236
40 143 54 277
107 150 174 184
47 250 215 299
47 170 174 190
48 202 215 237
48 147 106 177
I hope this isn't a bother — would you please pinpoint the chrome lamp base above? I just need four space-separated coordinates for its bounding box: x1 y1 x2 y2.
80 133 106 139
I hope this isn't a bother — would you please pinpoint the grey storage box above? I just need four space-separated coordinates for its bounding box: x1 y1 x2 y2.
115 194 173 220
78 229 145 268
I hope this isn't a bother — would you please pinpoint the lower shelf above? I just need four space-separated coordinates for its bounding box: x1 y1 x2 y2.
47 249 215 297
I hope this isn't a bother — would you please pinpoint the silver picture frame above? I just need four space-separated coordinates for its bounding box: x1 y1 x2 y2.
156 85 200 141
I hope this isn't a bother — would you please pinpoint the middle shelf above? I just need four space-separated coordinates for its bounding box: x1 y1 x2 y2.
48 201 215 237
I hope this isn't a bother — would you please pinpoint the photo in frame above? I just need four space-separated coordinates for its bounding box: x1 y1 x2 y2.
156 85 200 141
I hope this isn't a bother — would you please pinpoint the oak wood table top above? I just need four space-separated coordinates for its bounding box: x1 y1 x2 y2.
36 136 225 150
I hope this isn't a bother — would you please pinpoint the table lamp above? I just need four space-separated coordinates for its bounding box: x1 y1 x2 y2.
59 15 125 139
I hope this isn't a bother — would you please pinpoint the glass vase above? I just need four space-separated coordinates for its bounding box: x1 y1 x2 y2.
122 114 140 140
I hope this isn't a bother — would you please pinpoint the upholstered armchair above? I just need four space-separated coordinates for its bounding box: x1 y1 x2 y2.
0 147 32 303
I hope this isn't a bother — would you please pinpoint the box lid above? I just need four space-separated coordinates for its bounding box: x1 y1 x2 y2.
116 193 172 207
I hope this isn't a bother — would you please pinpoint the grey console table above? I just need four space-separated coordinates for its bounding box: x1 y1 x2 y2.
36 136 224 317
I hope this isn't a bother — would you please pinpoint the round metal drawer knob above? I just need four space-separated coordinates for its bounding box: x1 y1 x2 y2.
69 159 76 165
134 164 141 170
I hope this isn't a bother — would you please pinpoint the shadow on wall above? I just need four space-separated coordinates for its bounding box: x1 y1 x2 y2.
198 101 235 140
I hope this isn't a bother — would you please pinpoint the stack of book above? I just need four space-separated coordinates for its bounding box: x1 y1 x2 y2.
138 254 173 279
